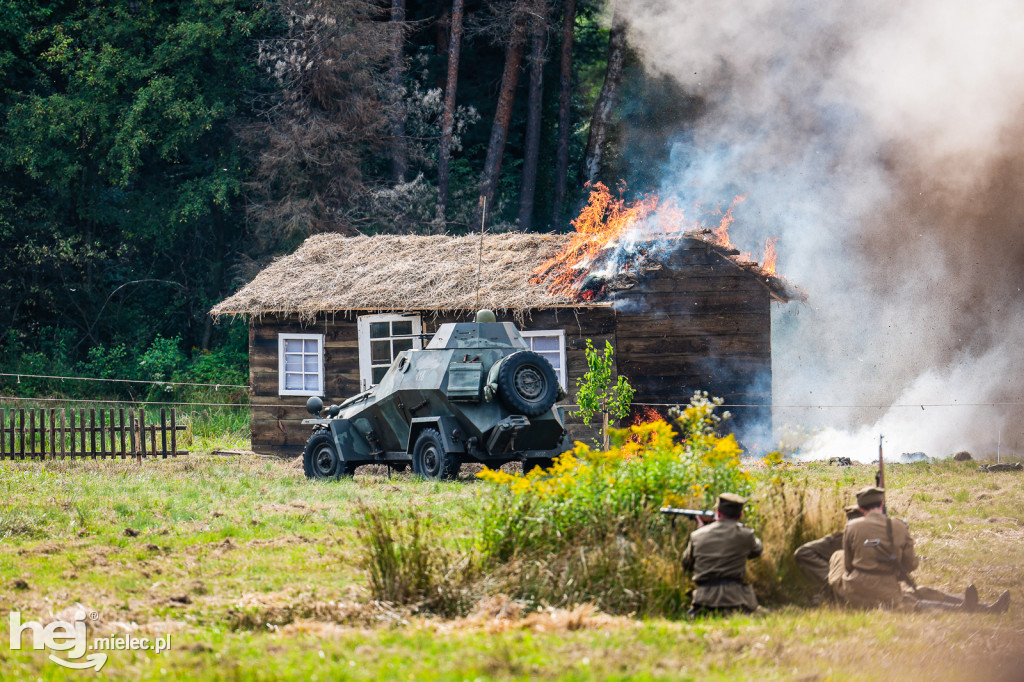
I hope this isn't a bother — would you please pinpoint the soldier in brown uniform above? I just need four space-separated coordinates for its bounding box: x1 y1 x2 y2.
827 486 1011 612
682 492 763 617
828 486 917 608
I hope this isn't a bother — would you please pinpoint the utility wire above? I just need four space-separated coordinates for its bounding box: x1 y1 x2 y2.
0 396 249 408
3 393 1020 410
0 372 248 390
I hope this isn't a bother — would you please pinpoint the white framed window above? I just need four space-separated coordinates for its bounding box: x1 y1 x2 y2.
520 329 567 389
278 333 324 396
357 314 423 390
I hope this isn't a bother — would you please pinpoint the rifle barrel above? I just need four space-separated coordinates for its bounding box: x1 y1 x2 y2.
659 507 714 519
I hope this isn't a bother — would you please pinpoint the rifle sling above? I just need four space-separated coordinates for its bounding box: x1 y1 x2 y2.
885 516 917 591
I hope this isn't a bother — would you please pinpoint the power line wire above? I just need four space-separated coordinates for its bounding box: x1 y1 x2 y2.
0 396 248 408
0 372 248 390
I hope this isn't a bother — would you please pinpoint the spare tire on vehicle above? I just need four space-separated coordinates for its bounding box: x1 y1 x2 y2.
495 351 559 417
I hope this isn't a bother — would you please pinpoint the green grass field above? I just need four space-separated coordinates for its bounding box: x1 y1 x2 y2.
1 442 1022 681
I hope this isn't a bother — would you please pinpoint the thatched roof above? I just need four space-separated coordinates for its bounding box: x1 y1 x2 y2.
210 233 581 320
211 231 801 321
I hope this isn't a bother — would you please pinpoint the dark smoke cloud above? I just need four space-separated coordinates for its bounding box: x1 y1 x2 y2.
616 0 1024 459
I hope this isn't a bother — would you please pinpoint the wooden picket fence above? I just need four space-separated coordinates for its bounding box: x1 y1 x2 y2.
0 407 188 460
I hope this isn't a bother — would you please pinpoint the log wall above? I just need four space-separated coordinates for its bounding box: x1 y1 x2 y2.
613 243 774 443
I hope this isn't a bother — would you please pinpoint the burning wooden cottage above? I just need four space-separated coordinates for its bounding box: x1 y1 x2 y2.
211 219 800 458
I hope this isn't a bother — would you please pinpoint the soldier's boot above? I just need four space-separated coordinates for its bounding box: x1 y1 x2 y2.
964 584 978 611
981 590 1010 614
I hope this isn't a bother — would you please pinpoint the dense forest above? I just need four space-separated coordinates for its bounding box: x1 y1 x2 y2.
0 0 701 401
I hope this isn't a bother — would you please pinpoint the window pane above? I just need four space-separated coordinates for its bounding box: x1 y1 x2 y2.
372 366 389 383
304 355 318 372
392 320 413 336
531 336 560 352
285 373 302 390
304 374 320 391
539 351 560 369
284 354 301 372
393 338 413 354
285 339 303 353
304 339 318 354
371 340 391 363
369 322 389 338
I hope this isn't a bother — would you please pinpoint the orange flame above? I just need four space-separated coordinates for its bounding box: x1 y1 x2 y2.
709 194 747 250
530 182 660 298
532 184 780 300
631 405 662 426
761 237 778 276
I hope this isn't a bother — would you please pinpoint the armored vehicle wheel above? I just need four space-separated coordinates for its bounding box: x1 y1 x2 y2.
412 429 460 480
496 351 559 417
303 431 359 479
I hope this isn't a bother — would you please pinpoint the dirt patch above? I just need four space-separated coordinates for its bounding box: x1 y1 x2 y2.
217 588 411 631
245 535 314 549
430 596 634 635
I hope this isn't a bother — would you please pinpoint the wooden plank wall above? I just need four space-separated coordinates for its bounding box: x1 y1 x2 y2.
613 244 773 442
250 313 362 457
250 308 615 457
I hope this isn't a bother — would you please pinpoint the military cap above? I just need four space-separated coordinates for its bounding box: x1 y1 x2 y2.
844 504 864 520
715 492 747 517
855 486 885 508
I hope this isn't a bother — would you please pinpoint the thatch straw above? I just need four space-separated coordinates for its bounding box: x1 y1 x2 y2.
210 231 802 322
210 232 581 322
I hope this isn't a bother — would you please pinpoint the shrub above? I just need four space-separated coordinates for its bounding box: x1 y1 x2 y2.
747 474 846 605
476 391 754 616
356 505 475 617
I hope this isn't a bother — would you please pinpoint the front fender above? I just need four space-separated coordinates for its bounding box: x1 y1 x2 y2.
327 419 373 461
407 416 467 454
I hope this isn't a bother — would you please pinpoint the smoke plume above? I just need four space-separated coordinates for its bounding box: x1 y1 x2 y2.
618 0 1024 460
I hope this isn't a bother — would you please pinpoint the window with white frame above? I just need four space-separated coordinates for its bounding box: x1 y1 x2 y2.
520 330 567 389
357 314 423 390
278 333 324 396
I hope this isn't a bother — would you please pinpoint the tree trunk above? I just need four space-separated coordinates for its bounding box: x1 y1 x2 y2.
602 410 609 450
517 14 546 231
582 8 627 185
435 0 464 224
389 0 408 184
551 0 576 229
477 17 527 227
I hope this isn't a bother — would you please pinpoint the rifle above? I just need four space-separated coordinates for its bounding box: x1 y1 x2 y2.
876 434 886 514
873 434 916 591
659 507 715 524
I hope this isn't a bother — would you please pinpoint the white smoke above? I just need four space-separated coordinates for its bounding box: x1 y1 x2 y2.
618 0 1024 460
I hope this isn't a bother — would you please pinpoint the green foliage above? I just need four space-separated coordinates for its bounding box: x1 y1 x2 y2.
0 0 272 376
0 321 248 405
356 505 474 617
571 339 634 447
477 393 751 616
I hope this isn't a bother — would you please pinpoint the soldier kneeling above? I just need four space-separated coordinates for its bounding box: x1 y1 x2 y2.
827 486 1009 613
683 493 763 618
